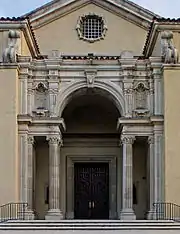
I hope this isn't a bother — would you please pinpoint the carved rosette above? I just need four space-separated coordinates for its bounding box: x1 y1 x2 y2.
124 88 133 95
120 135 135 145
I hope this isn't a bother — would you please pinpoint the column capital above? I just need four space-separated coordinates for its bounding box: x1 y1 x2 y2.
28 136 34 145
148 135 154 144
47 135 63 146
121 135 135 145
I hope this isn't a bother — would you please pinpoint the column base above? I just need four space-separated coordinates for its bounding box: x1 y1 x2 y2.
147 209 156 220
24 209 35 220
45 209 63 220
119 208 136 220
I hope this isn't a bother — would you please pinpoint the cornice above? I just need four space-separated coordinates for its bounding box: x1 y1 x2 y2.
163 64 180 70
25 0 156 30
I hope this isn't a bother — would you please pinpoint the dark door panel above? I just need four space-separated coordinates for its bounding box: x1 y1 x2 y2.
74 163 109 219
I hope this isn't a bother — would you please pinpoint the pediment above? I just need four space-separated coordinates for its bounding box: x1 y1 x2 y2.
24 0 160 55
25 0 159 30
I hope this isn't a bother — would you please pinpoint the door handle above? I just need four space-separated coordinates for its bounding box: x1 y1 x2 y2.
92 201 95 209
89 201 91 208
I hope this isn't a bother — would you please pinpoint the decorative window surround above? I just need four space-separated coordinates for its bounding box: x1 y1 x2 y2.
76 13 107 43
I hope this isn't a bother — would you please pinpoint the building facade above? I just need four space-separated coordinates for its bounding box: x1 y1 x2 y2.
0 0 180 221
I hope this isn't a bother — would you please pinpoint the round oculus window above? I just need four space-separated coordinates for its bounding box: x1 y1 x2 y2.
76 13 107 43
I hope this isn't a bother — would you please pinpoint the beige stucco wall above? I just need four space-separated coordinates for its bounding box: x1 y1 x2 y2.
0 67 18 205
164 67 180 204
34 3 147 55
21 32 31 56
0 30 8 62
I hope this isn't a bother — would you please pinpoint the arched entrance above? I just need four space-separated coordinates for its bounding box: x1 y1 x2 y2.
33 85 150 220
61 87 121 219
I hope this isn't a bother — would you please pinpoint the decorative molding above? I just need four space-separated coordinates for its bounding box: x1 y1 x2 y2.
133 82 149 112
28 136 34 145
47 135 63 146
133 109 150 118
124 88 133 95
84 70 97 88
26 0 154 30
33 82 48 92
148 136 154 145
121 135 135 144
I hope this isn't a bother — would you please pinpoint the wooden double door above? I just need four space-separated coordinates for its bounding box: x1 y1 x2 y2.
74 162 109 219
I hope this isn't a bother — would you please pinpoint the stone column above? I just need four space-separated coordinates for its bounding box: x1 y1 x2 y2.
46 135 63 220
147 135 155 219
120 135 136 220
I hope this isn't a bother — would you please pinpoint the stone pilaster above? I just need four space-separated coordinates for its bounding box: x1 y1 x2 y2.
151 65 163 115
49 88 57 117
19 68 28 114
48 70 59 117
19 132 28 202
147 135 155 219
27 136 34 210
19 129 34 220
148 78 154 115
124 87 133 118
46 135 63 220
120 135 136 220
27 77 34 115
154 125 164 203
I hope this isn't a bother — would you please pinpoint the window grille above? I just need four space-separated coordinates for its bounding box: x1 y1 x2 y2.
76 14 107 42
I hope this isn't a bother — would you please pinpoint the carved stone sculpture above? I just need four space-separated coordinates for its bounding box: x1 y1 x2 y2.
3 30 20 63
161 31 179 64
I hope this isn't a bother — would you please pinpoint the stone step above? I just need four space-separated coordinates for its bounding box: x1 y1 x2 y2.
0 220 179 230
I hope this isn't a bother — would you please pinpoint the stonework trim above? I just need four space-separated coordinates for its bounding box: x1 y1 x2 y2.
56 80 125 117
26 0 154 30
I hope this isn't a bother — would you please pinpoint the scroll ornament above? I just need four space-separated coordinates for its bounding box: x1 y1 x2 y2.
161 31 179 64
3 30 20 63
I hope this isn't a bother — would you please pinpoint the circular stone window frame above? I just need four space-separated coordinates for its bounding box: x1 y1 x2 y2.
76 13 108 43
